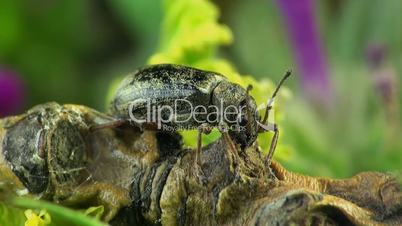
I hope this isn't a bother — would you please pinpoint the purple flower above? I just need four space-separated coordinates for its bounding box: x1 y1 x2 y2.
365 43 386 69
0 68 25 117
277 0 333 106
365 43 400 123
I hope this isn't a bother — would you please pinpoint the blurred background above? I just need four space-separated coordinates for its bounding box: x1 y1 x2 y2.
0 0 401 178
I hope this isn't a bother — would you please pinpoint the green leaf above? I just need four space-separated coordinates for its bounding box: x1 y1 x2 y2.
0 202 25 226
12 198 106 226
148 0 232 64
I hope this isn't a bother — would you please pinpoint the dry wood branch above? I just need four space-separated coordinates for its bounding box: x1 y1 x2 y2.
1 103 401 225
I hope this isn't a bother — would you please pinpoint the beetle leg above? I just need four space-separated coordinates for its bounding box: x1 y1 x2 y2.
264 123 279 169
196 128 202 167
218 122 241 181
245 84 255 133
196 123 212 184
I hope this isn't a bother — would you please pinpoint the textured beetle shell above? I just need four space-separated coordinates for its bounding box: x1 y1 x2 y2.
110 64 261 148
110 64 225 129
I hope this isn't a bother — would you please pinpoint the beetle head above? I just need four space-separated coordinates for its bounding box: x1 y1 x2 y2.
212 81 259 149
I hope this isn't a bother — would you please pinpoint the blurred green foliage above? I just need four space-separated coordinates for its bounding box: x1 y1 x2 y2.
217 0 402 177
0 202 25 226
0 0 401 225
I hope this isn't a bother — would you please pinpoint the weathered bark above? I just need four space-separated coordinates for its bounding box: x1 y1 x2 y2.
111 138 402 226
1 103 401 225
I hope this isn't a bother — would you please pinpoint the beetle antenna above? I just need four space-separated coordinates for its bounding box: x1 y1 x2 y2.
260 69 292 126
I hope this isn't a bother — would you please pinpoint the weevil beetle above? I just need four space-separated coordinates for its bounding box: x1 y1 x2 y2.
100 64 291 179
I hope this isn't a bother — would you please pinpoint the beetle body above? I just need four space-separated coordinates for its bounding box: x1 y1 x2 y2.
110 64 259 149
